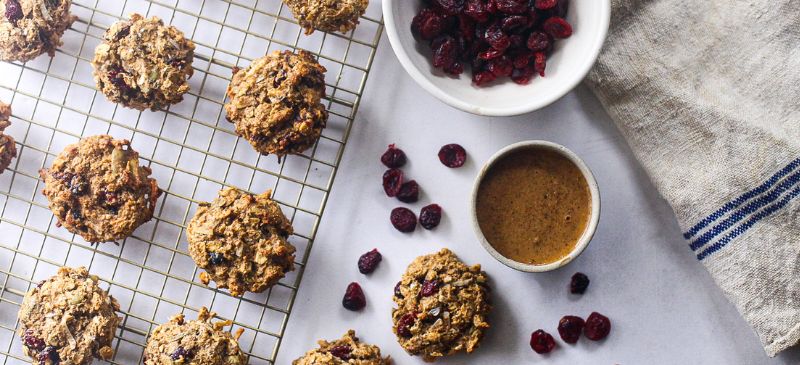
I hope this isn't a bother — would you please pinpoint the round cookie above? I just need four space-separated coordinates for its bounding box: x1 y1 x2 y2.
283 0 369 35
293 330 391 365
17 266 120 365
392 248 491 361
0 101 17 173
224 50 327 159
0 0 76 62
187 187 295 296
39 135 161 243
144 307 247 365
92 13 195 110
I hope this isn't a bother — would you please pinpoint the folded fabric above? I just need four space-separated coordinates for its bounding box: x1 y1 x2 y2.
585 0 800 357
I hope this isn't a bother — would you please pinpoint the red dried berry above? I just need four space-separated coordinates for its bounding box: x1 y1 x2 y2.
484 24 510 51
500 15 529 33
397 180 420 203
542 16 573 39
584 312 611 341
444 61 465 75
494 0 528 14
557 315 585 344
419 204 443 230
382 168 404 197
396 312 417 338
438 144 467 168
358 249 382 274
412 9 445 40
529 329 556 354
527 31 551 51
394 281 404 298
511 65 536 84
342 282 366 311
433 0 465 15
534 0 558 10
533 51 547 77
381 144 407 168
22 330 45 351
432 35 459 69
570 272 589 294
107 66 131 95
464 0 489 22
478 48 503 60
487 56 513 77
5 0 23 24
170 346 193 361
328 345 352 360
420 279 440 297
390 207 417 233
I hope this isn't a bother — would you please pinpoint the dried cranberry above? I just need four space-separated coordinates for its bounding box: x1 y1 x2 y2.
484 24 510 51
107 66 131 94
464 0 489 22
328 345 352 360
382 168 404 197
170 346 192 361
512 50 533 68
534 0 558 10
569 272 589 294
511 65 535 84
390 207 417 233
487 57 513 77
419 204 442 230
342 282 366 311
432 0 465 15
5 0 23 24
38 346 59 364
533 51 547 76
381 144 407 168
396 312 416 338
431 35 459 69
394 281 404 298
557 316 585 344
542 17 573 39
357 249 382 274
527 31 551 51
420 279 440 297
494 0 528 14
478 48 503 60
501 15 529 33
397 180 420 203
412 9 444 40
438 144 467 168
443 61 464 75
22 330 45 351
209 252 224 265
529 329 556 354
584 312 611 341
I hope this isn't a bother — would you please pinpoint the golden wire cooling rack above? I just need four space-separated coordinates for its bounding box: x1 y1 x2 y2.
0 0 383 363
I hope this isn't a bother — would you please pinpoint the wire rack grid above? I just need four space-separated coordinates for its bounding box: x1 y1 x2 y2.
0 0 383 363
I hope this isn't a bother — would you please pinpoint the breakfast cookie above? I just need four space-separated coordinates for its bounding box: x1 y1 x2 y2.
39 135 161 243
283 0 368 34
392 248 491 361
187 187 295 296
92 13 195 110
0 102 17 173
293 330 391 365
0 0 76 62
224 50 327 159
17 266 120 365
144 307 247 365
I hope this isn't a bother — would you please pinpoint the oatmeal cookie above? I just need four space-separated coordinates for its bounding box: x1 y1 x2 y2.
0 102 17 173
293 330 391 365
17 266 120 365
392 248 491 361
39 135 161 243
187 187 295 296
225 50 327 158
144 307 247 365
92 13 195 110
0 0 76 62
283 0 368 34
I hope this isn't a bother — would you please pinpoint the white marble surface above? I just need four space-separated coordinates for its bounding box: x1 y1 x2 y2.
277 33 800 364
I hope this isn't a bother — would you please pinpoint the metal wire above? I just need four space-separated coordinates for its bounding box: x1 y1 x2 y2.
0 0 383 363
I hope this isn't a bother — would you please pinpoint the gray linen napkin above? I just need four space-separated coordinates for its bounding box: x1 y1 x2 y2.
584 0 800 357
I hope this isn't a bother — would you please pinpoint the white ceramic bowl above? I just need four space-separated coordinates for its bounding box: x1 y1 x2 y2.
470 141 601 272
383 0 610 116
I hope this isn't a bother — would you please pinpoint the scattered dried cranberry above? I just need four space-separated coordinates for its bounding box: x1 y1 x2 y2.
390 207 417 233
420 279 440 297
381 144 407 168
394 281 404 298
542 17 573 38
529 329 556 354
342 282 366 311
382 168 404 197
38 346 59 365
328 345 352 360
396 312 417 338
533 51 547 76
569 272 589 294
170 346 192 361
433 0 465 15
5 0 23 24
397 180 420 203
584 312 611 341
534 0 558 10
209 252 224 265
473 70 497 86
22 330 45 351
357 249 382 274
438 144 467 168
527 31 551 51
419 204 443 230
557 315 585 344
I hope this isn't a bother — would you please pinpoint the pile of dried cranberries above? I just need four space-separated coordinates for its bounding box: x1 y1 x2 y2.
411 0 572 86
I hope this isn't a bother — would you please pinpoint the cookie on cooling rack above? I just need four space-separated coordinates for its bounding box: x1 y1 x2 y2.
293 330 391 365
225 50 327 159
0 102 17 174
0 0 76 62
39 135 161 243
187 187 295 296
392 248 491 361
92 13 195 111
144 307 247 365
283 0 369 35
17 266 120 365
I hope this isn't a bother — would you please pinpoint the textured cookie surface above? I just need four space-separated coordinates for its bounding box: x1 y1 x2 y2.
392 248 491 361
0 0 75 62
0 102 16 173
144 307 246 365
225 50 327 158
293 330 390 365
188 187 295 296
40 135 161 243
17 266 120 365
92 13 194 110
283 0 368 34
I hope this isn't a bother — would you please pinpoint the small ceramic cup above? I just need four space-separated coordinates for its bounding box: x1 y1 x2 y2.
470 140 601 272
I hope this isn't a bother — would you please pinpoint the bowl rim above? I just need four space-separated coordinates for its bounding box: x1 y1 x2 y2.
382 0 611 116
469 140 601 272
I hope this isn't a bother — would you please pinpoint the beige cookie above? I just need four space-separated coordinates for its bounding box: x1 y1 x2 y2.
225 50 327 159
0 101 16 173
187 187 295 296
392 248 491 361
92 13 195 110
0 0 75 62
144 307 247 365
293 330 391 365
39 135 161 243
283 0 369 34
17 266 120 365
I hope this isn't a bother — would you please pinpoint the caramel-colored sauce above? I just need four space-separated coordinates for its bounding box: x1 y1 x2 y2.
476 147 591 265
